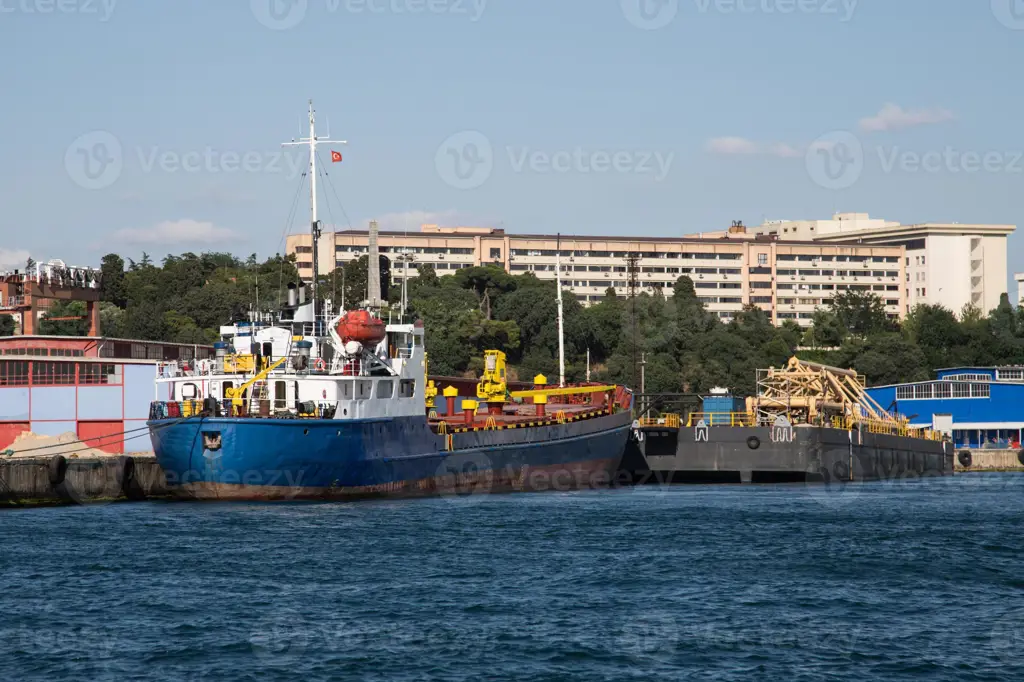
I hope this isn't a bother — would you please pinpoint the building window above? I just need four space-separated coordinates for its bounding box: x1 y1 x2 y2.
757 254 768 266
945 374 991 382
79 363 122 385
32 361 76 386
489 248 502 260
0 360 29 386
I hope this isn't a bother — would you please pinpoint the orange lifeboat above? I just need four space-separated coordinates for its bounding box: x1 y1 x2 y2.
336 310 386 346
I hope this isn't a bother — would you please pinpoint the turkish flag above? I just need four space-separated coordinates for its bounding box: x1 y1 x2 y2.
331 150 342 163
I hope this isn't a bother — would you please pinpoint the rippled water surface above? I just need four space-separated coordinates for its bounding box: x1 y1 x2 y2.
2 474 1024 681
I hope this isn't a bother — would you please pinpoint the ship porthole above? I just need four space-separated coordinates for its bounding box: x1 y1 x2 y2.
746 436 760 450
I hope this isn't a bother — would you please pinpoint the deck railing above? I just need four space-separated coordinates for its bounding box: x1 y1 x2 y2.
638 414 681 429
685 412 756 428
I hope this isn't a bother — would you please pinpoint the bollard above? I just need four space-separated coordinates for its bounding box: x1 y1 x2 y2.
441 386 458 417
462 399 479 426
535 393 547 417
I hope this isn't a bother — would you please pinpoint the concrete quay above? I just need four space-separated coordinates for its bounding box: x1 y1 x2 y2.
0 454 170 507
956 449 1024 472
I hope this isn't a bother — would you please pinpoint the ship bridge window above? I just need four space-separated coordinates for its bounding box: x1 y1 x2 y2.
400 379 416 398
181 383 198 400
377 380 394 399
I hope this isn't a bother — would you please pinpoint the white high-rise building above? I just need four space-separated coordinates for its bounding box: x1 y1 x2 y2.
750 213 1016 315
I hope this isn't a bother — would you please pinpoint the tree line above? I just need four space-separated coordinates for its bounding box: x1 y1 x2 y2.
6 252 1024 395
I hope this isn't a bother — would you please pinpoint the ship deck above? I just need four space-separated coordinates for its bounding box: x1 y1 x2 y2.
623 415 954 484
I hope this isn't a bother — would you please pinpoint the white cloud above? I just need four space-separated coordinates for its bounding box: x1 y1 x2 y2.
706 137 760 155
0 248 31 271
859 103 955 133
109 219 242 246
765 142 803 159
706 137 802 158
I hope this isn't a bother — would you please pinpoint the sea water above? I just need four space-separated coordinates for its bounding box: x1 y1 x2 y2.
2 474 1023 681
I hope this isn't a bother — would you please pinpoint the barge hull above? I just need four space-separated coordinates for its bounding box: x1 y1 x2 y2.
627 425 954 484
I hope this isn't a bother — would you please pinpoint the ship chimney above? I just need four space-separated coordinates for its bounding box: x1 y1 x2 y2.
366 220 382 307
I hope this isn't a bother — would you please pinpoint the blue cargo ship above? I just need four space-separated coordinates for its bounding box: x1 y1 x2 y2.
146 101 633 501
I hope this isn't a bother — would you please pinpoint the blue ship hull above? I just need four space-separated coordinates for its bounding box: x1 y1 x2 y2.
147 412 632 500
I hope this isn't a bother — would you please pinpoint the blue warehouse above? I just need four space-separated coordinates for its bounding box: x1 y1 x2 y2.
865 367 1024 450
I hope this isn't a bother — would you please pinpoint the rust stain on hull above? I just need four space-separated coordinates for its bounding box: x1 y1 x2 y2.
170 458 625 502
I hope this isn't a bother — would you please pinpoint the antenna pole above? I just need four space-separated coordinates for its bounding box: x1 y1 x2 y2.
556 233 566 388
282 99 347 319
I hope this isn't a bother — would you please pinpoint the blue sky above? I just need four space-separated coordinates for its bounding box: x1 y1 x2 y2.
2 0 1023 293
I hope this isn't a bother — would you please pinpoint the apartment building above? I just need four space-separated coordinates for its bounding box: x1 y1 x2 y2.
749 213 1016 315
286 224 906 326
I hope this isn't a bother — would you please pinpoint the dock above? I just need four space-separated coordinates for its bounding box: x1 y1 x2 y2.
0 454 169 506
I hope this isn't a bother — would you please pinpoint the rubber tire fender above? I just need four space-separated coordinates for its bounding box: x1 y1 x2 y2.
118 456 136 491
48 455 68 486
833 460 850 481
746 436 760 450
957 451 973 468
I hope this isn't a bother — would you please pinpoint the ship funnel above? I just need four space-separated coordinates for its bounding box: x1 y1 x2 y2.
287 283 298 307
367 220 382 307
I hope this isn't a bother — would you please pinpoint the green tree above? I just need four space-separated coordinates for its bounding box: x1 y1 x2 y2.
902 304 965 370
830 290 889 337
38 300 89 336
0 314 15 337
100 254 128 308
847 333 928 387
453 265 518 319
805 308 845 348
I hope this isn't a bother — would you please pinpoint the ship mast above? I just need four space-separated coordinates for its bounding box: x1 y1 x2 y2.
555 233 566 387
282 100 346 319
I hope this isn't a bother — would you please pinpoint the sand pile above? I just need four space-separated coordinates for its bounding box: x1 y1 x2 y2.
1 431 115 459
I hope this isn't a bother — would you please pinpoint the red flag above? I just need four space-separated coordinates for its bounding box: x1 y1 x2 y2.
331 150 342 163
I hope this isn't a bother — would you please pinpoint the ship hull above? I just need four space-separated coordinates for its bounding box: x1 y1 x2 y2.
148 412 632 501
625 424 955 484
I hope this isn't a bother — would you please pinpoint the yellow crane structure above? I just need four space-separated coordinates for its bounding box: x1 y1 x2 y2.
224 356 289 413
746 356 904 429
